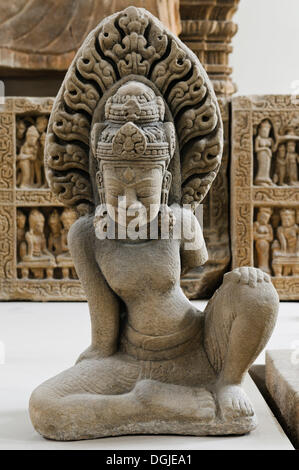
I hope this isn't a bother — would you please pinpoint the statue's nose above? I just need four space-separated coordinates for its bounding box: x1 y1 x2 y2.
124 97 141 116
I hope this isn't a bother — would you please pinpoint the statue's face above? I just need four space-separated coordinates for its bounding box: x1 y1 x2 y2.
31 216 44 234
278 145 286 157
287 141 296 152
281 211 295 228
36 116 48 133
49 213 60 232
27 134 38 146
102 164 164 227
61 210 77 230
17 121 26 140
258 210 271 225
17 212 26 229
260 123 270 138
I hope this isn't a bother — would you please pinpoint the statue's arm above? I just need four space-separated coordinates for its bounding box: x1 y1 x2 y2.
68 215 120 359
268 225 274 241
61 231 68 252
25 231 33 257
277 226 286 252
177 207 208 276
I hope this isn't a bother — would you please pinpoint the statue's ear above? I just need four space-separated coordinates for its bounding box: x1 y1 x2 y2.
90 123 106 158
156 96 165 121
164 122 176 159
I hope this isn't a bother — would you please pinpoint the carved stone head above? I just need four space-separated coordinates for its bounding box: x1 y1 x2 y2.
26 125 39 146
60 208 78 230
280 208 296 228
29 209 45 234
93 81 175 226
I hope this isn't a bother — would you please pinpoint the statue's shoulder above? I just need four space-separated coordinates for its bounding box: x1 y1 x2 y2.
68 215 95 250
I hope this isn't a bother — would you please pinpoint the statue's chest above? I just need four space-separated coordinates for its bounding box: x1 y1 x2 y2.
96 239 181 297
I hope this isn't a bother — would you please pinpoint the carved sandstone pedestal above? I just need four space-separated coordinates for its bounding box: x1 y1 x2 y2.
29 7 279 441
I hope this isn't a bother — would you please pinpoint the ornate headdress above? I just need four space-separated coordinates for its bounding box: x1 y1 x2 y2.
45 6 223 213
93 82 175 171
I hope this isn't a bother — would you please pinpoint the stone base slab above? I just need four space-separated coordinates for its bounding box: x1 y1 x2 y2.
266 350 299 448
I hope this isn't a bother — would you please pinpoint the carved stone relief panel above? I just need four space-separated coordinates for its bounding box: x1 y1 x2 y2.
179 0 240 298
0 0 181 72
231 95 299 299
181 97 230 298
0 98 84 300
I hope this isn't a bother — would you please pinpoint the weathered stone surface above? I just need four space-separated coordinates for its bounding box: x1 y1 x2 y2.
0 0 181 72
29 7 279 441
231 95 299 300
180 0 240 97
0 97 84 301
179 0 240 298
266 350 299 448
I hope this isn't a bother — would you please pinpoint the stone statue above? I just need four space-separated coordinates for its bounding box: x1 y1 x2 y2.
35 116 49 188
272 208 299 276
274 143 287 186
29 7 279 440
17 125 39 188
286 136 299 186
47 209 62 256
16 209 29 278
253 207 273 275
254 120 274 186
16 119 27 153
56 208 78 279
22 209 55 279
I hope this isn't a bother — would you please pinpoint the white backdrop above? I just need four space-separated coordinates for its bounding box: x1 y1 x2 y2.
231 0 299 95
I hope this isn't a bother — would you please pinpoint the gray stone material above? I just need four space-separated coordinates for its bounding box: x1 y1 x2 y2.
29 7 279 441
266 350 299 448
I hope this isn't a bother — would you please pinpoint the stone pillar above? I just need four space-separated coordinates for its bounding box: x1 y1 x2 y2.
180 0 240 298
179 0 240 97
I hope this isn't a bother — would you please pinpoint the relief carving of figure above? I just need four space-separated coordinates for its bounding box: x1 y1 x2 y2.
273 143 287 186
29 7 279 440
22 209 55 279
254 120 274 186
56 208 78 279
35 116 49 188
16 119 27 153
272 208 299 276
253 207 273 275
285 134 299 186
17 125 39 188
47 209 62 256
16 209 29 278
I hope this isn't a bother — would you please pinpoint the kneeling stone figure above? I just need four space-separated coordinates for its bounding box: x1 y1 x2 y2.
29 7 279 440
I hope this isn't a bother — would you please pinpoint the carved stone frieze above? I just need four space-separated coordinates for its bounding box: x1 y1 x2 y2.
0 97 84 300
232 95 299 300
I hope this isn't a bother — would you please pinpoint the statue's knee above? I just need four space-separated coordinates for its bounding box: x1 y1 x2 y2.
29 386 63 439
222 267 279 324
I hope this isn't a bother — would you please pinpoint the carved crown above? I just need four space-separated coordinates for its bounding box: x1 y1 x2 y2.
45 6 223 212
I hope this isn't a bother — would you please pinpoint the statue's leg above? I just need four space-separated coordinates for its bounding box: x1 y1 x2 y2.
29 354 141 441
204 267 279 420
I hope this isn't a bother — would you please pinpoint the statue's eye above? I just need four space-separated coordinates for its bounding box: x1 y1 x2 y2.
138 190 153 199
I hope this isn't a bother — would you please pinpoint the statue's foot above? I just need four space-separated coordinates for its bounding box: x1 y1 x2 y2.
215 383 254 421
134 379 216 422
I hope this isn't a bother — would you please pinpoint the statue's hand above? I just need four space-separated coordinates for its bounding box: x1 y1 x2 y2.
75 345 105 364
223 267 271 288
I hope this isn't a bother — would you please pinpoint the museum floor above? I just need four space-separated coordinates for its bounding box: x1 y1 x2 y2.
0 301 296 450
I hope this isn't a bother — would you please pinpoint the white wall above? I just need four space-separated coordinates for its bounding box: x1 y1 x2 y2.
231 0 299 95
